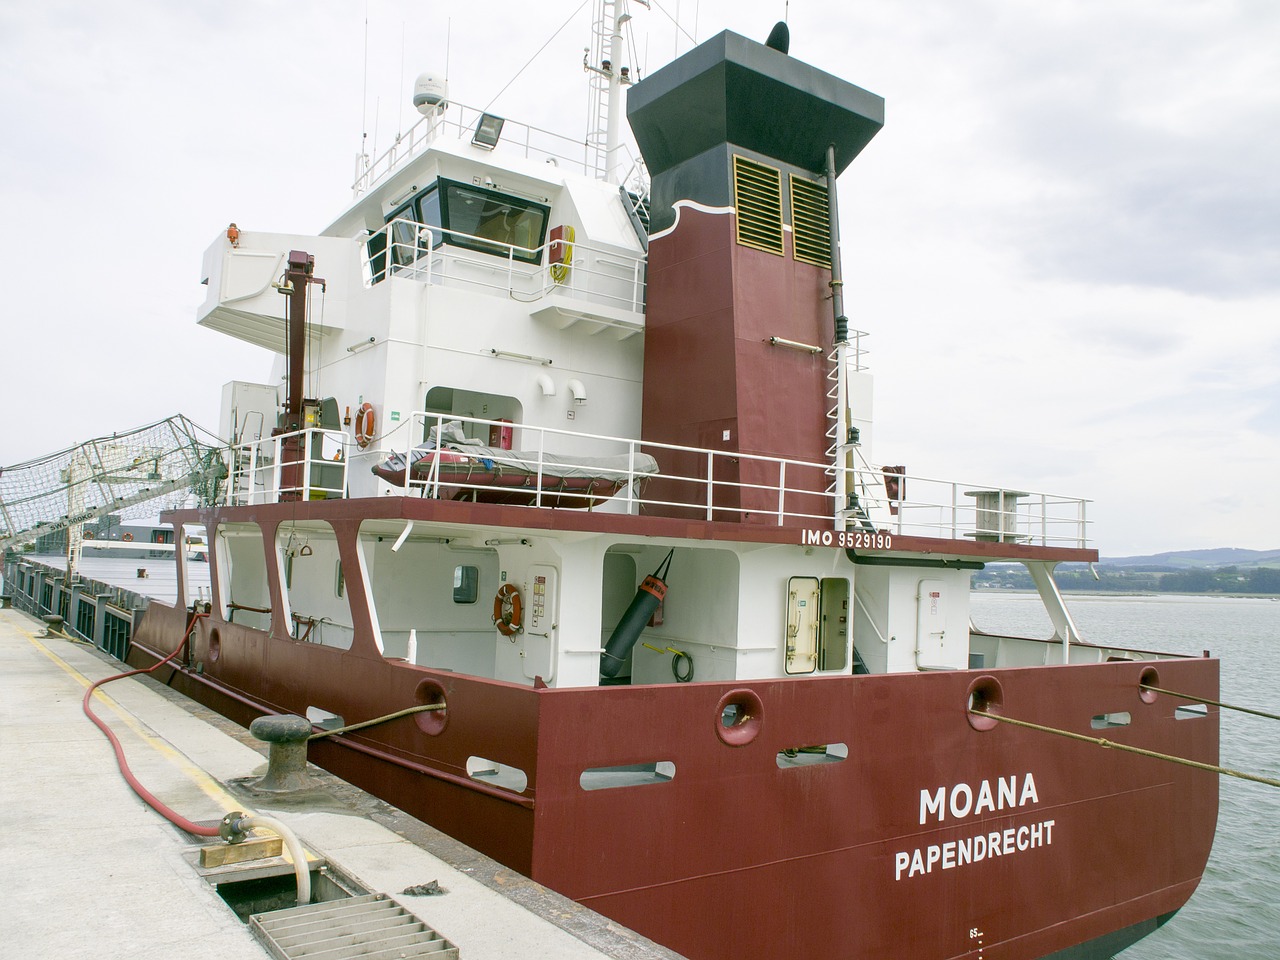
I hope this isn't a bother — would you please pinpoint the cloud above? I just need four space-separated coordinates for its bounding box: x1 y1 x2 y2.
0 0 1276 554
966 4 1280 297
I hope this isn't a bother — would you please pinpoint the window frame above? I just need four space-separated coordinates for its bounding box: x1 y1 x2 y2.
437 177 550 265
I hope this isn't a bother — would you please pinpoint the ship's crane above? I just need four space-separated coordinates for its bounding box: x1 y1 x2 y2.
0 415 226 580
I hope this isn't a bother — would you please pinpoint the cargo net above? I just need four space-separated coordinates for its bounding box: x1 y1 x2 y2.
0 415 227 551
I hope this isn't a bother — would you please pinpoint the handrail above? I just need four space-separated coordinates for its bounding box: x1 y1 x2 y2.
352 100 649 198
230 428 348 505
364 219 647 314
370 412 1093 548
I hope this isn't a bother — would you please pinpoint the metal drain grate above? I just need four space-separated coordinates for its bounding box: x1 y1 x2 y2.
250 892 459 959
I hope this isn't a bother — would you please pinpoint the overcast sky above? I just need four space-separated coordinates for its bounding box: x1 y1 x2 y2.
1 1 1276 556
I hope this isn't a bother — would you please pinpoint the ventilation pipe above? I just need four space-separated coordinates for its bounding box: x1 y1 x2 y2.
827 143 854 525
826 144 846 345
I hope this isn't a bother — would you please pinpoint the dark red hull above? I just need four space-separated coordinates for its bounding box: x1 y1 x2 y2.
133 584 1217 960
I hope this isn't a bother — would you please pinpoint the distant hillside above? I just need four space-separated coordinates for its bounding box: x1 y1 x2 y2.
977 548 1280 595
1098 548 1280 570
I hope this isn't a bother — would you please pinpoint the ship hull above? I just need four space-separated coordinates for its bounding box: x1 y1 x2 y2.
132 585 1218 960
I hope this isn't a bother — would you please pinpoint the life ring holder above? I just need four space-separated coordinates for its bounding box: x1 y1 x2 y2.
549 225 574 285
493 583 523 637
355 402 376 449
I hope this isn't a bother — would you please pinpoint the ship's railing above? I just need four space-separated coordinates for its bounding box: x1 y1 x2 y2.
364 219 646 315
367 413 1092 549
860 467 1090 548
228 428 348 506
351 101 647 198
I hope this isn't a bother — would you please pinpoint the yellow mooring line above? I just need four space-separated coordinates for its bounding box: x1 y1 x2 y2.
1139 684 1280 722
970 709 1280 790
307 703 446 740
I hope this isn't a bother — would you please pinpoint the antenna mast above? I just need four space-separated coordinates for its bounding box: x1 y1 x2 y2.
584 0 645 183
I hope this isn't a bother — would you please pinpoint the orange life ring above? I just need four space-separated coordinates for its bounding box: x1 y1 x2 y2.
122 532 134 542
355 402 376 449
492 583 523 636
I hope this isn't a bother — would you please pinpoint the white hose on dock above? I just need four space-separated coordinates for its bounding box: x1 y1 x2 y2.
236 815 311 906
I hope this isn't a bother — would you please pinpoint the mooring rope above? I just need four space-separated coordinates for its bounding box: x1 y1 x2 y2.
969 710 1280 790
308 702 446 741
1139 684 1280 722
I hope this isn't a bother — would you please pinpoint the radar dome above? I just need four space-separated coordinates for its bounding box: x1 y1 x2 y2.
413 73 449 116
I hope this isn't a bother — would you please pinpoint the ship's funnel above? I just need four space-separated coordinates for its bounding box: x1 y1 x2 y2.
627 30 884 521
627 30 882 231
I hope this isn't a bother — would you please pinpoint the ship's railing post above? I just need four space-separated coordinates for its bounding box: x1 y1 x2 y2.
424 413 445 498
626 442 637 514
419 226 435 283
533 427 546 509
254 438 265 504
299 431 312 502
705 452 715 521
952 483 962 545
776 462 787 525
270 436 283 505
896 470 905 536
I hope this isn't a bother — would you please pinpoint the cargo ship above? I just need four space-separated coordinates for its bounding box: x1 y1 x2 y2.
107 8 1217 958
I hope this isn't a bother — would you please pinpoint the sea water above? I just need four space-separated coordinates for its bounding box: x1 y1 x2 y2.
970 593 1280 959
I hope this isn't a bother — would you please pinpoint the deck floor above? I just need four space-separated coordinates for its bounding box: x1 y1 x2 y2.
17 552 212 606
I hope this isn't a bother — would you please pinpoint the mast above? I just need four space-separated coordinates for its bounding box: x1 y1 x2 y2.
585 0 644 183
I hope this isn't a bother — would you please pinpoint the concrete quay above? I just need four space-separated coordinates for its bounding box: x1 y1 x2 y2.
0 607 683 960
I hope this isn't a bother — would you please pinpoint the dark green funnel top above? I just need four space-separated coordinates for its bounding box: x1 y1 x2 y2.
627 29 884 179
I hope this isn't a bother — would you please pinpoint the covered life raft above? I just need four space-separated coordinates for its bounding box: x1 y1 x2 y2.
373 422 659 510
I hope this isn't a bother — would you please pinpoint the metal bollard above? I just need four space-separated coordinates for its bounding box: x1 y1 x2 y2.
249 714 314 792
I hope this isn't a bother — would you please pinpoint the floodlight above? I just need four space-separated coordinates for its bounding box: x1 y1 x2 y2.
472 114 505 149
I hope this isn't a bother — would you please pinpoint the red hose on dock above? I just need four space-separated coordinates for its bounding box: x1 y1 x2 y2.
81 612 219 837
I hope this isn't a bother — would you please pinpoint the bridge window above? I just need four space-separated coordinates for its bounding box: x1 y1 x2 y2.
439 178 549 264
387 186 442 269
